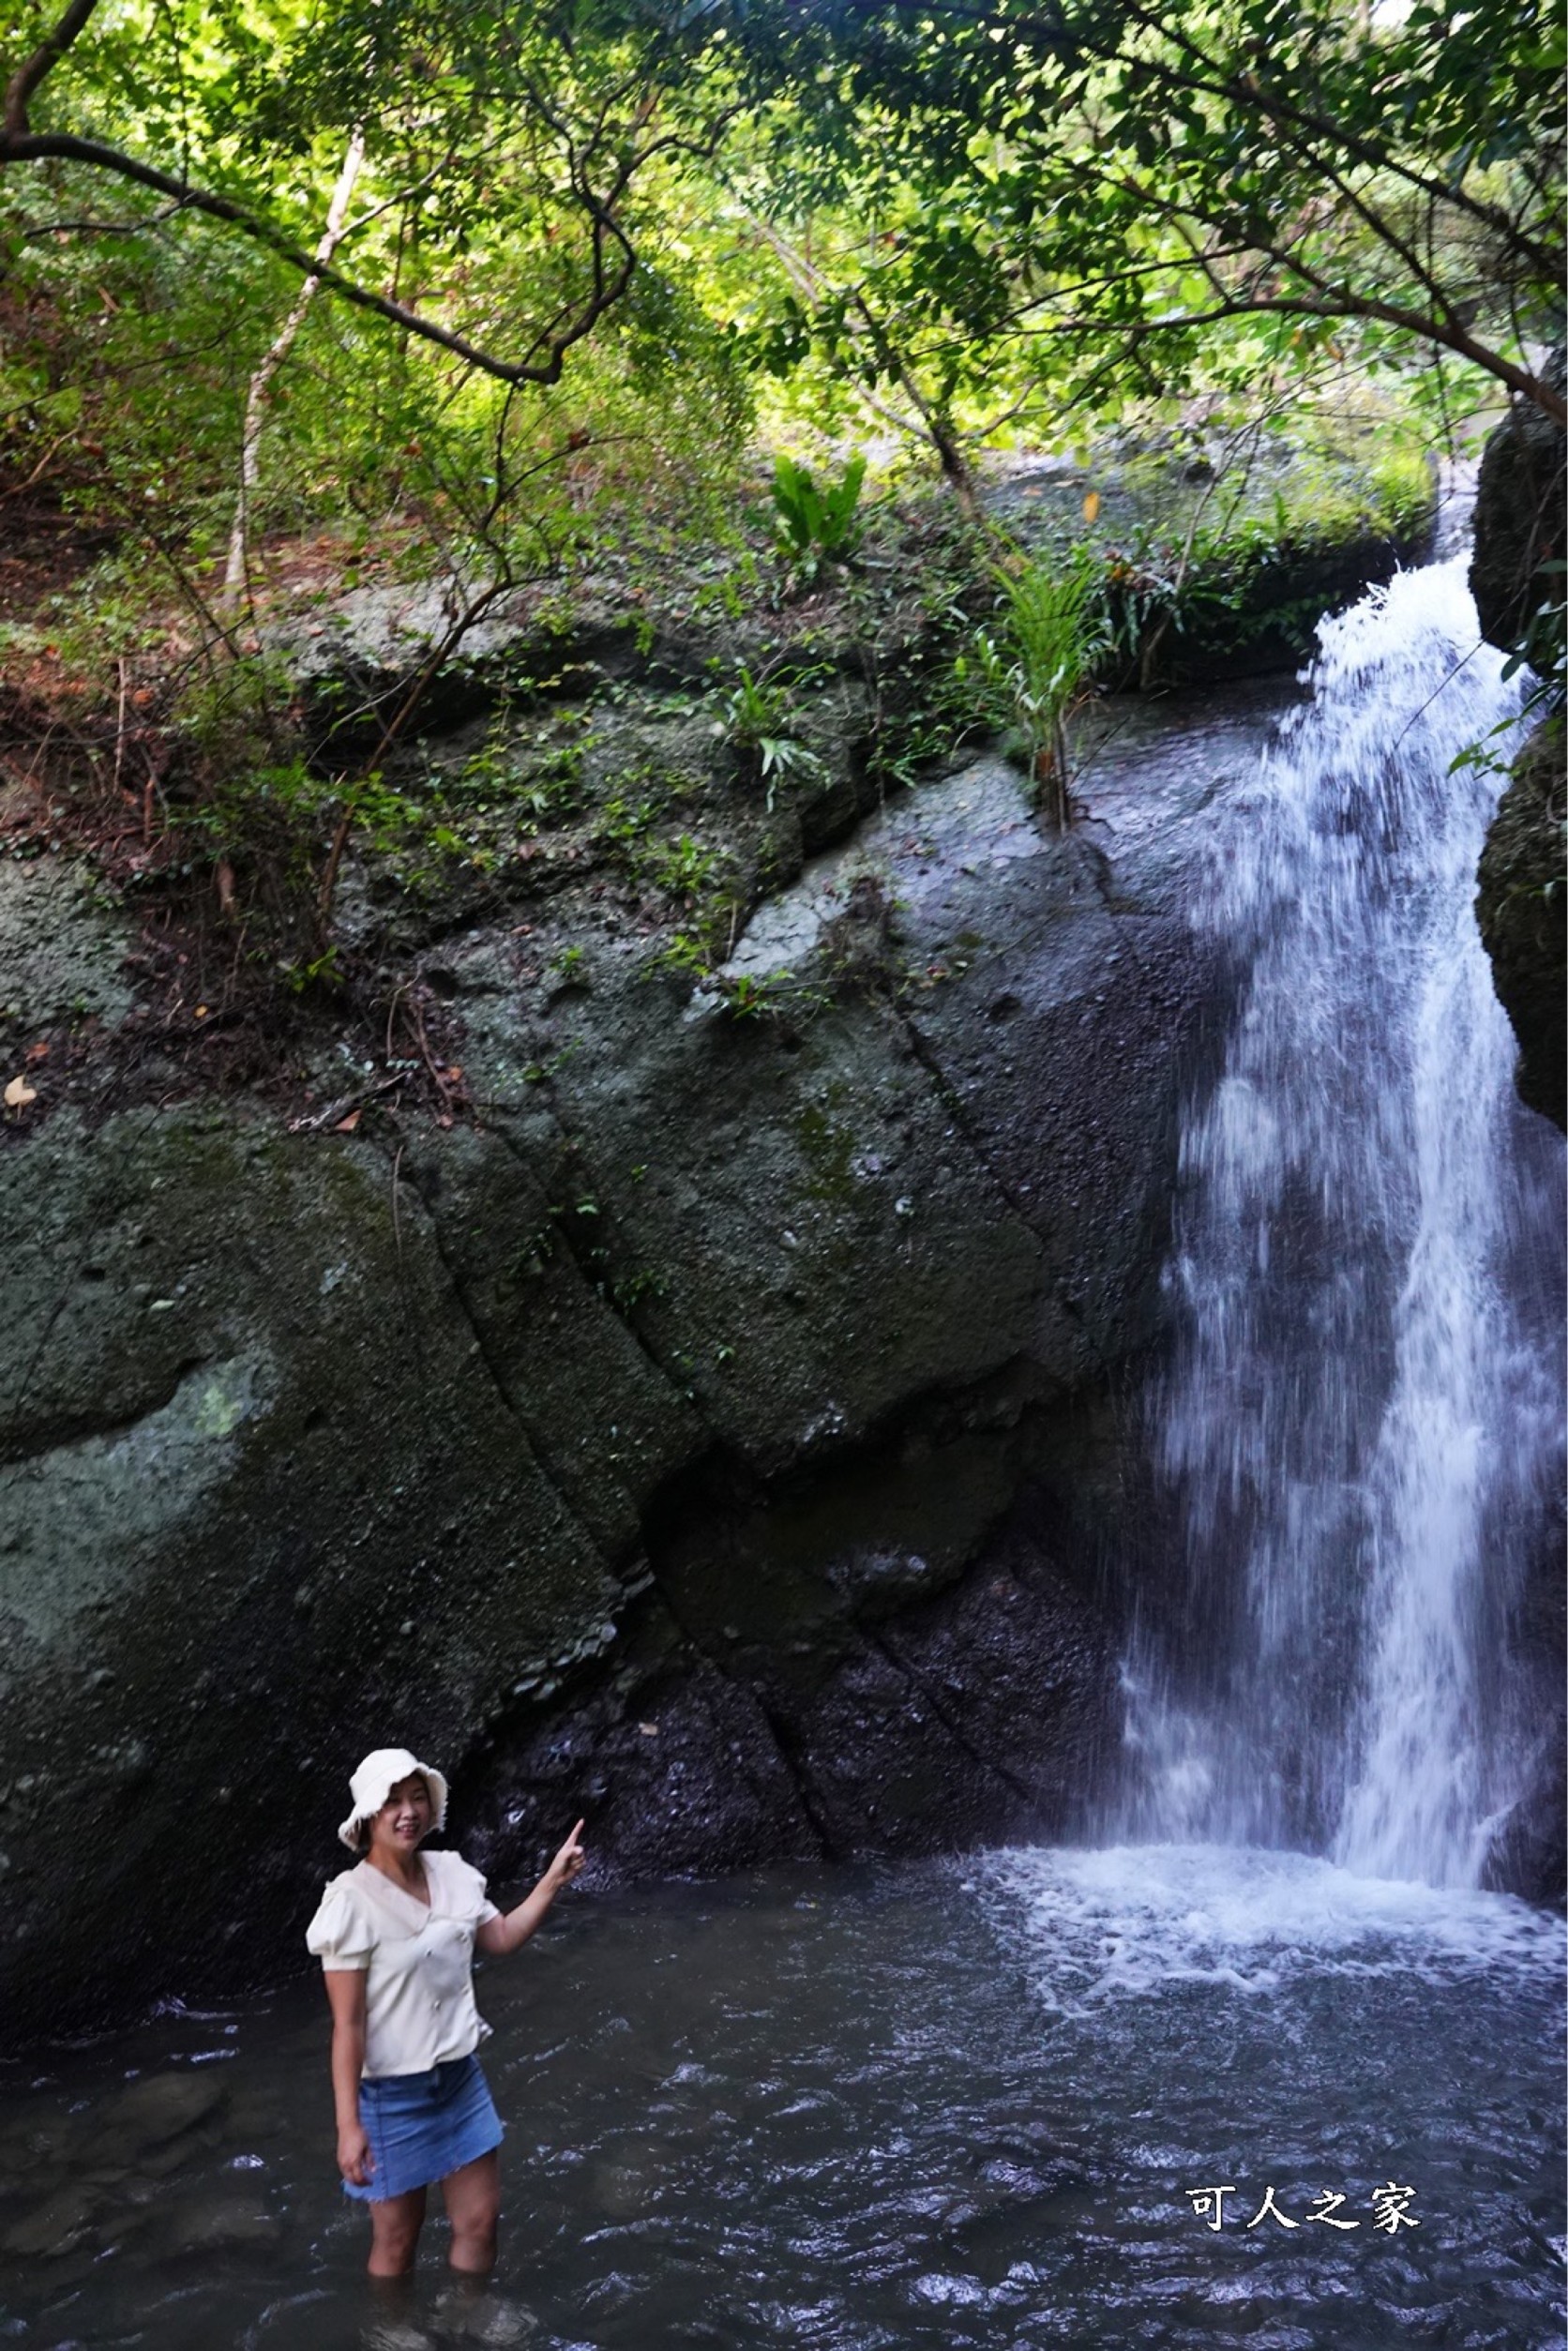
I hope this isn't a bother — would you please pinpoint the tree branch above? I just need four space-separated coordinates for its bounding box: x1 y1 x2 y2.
1010 277 1568 430
1030 146 1568 425
991 0 1565 281
0 130 637 386
14 198 185 238
224 129 367 609
4 0 100 139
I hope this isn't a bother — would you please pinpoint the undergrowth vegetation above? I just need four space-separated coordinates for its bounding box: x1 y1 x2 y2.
0 0 1558 1102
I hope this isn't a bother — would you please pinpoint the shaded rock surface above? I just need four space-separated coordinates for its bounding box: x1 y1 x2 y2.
1470 379 1566 1129
1469 376 1566 656
990 440 1434 686
1475 714 1566 1133
0 843 133 1032
0 680 1267 2039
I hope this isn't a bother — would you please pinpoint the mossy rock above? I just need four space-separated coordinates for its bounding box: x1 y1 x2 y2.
988 421 1436 687
1476 713 1566 1132
1470 370 1566 657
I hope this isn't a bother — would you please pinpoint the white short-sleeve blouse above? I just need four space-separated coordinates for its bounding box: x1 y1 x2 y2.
306 1849 502 2079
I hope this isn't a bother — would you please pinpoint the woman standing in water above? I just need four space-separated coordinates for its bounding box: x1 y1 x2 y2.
307 1746 584 2280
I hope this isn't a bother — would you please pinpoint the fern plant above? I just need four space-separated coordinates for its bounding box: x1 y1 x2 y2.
713 664 823 809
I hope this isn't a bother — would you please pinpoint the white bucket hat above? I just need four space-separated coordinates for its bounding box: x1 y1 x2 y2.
338 1747 450 1851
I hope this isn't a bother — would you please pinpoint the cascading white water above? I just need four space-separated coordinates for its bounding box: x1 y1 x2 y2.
1123 553 1564 1886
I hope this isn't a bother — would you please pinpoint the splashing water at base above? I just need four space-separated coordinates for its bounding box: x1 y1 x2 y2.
1119 556 1564 1885
0 1860 1560 2351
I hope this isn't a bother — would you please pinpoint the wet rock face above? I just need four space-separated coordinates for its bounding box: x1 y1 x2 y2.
1469 383 1566 659
469 1538 1114 1889
1469 381 1566 1131
1475 715 1565 1133
0 724 1235 2041
1483 1481 1568 1909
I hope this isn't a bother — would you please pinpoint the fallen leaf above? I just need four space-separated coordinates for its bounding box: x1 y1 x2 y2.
1082 490 1101 522
333 1109 361 1133
23 1040 49 1065
4 1077 38 1108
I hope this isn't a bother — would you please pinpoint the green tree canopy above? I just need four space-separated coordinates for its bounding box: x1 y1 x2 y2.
727 0 1563 453
2 0 745 383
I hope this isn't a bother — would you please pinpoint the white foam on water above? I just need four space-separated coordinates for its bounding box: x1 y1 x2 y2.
977 1841 1567 2015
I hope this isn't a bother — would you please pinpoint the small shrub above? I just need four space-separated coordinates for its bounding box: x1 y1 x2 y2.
716 969 787 1018
642 833 718 899
770 453 867 588
650 928 714 980
457 721 586 829
713 665 823 809
975 547 1109 827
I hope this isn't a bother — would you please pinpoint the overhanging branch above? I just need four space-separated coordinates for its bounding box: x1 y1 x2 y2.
3 0 100 140
0 129 635 385
0 0 652 386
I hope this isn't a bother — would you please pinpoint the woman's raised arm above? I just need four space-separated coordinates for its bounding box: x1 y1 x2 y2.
475 1820 586 1960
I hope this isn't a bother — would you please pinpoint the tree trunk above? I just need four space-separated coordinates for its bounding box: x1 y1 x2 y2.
223 131 366 610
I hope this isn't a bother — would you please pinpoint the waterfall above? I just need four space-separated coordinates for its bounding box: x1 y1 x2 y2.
1122 554 1564 1886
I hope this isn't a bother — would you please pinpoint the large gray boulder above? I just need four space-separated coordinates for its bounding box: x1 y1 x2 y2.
0 726 1237 2039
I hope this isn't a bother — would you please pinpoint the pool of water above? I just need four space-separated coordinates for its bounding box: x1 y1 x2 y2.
1 1846 1561 2350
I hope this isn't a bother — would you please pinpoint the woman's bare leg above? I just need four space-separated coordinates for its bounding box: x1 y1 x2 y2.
368 2183 427 2276
442 2149 501 2274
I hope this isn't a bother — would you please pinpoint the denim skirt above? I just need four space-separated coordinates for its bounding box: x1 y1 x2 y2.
345 2053 504 2202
